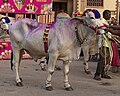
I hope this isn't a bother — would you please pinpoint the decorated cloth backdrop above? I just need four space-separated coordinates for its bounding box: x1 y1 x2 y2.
0 42 32 60
0 0 52 59
0 0 52 14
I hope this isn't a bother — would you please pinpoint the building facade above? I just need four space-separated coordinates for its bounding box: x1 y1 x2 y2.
77 0 118 19
53 0 119 20
0 0 119 22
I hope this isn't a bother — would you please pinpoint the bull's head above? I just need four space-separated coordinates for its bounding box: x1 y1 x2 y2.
84 11 107 34
0 17 10 38
73 10 107 34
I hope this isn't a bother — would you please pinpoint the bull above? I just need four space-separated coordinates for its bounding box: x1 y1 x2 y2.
0 11 107 91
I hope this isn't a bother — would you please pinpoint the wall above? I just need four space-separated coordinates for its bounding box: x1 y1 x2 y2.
67 0 73 16
99 0 116 17
53 0 73 16
77 0 117 18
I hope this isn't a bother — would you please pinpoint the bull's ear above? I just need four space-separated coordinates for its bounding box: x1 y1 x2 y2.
4 17 10 23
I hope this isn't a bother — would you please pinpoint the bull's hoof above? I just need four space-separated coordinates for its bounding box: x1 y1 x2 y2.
46 86 53 91
65 86 73 91
85 70 92 74
101 74 111 79
55 66 61 70
94 76 101 81
20 78 23 82
16 82 23 87
41 68 46 71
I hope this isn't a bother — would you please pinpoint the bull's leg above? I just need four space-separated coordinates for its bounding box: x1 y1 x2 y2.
45 56 61 71
45 53 58 91
63 60 73 91
39 57 47 71
55 65 61 70
82 46 91 74
13 49 23 87
40 56 61 71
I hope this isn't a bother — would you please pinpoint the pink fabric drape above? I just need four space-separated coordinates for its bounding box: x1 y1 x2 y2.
111 42 120 66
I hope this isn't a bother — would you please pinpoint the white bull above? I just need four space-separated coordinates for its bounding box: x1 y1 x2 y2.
40 36 98 74
0 11 106 91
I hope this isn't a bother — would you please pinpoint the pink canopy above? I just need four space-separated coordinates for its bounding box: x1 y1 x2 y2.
0 0 52 14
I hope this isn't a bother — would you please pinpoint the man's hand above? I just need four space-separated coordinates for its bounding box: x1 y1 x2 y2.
103 23 109 28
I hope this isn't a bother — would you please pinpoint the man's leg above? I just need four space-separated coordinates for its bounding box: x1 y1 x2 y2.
101 47 111 79
94 50 105 80
94 47 111 80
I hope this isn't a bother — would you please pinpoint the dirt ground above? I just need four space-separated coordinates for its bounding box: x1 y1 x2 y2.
0 59 120 96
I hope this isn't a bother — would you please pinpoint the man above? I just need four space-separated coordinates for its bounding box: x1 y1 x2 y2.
94 10 112 80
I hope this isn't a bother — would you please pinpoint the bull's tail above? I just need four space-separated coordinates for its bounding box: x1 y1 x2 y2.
10 50 14 70
45 55 49 64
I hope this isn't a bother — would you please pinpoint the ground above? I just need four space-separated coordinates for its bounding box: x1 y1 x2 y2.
0 58 120 96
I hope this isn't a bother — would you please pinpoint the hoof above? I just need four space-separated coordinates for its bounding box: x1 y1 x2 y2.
85 70 92 74
20 78 23 82
65 86 73 91
41 68 46 71
94 76 101 81
46 86 53 91
55 66 61 70
16 82 23 87
101 74 111 79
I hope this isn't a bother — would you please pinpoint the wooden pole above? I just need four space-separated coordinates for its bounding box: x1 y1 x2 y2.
30 14 32 19
6 13 8 17
116 0 119 23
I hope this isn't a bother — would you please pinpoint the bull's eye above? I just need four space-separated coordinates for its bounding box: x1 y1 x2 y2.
2 22 5 24
90 17 94 19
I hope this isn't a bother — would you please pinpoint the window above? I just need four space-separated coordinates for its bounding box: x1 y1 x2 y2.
87 0 103 7
111 11 116 15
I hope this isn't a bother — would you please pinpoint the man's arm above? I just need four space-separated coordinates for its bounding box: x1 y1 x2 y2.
107 28 120 36
108 25 120 30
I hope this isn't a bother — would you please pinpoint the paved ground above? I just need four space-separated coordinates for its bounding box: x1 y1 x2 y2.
0 59 120 96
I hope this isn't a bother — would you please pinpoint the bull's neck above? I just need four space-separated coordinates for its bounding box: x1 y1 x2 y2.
75 24 88 45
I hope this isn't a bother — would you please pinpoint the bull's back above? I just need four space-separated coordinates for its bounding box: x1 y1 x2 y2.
9 20 48 59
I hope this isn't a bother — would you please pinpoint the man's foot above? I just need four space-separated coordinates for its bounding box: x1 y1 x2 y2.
94 75 101 81
101 74 111 79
